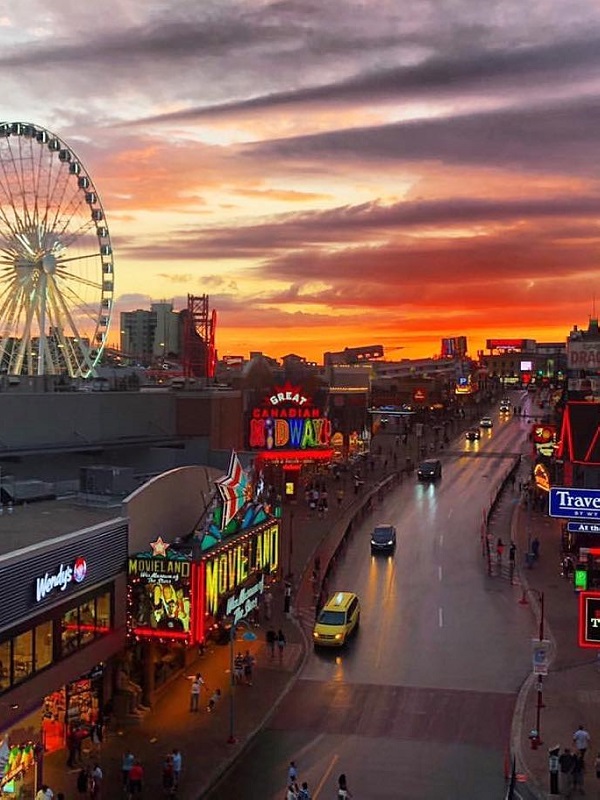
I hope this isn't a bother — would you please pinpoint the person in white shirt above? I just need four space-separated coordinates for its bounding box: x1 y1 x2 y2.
35 786 53 800
573 724 591 759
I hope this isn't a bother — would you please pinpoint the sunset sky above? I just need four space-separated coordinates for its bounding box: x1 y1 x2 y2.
3 0 600 363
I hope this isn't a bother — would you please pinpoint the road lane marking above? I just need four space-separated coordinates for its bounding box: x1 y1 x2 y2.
439 533 443 547
313 753 339 799
438 607 443 627
447 508 453 519
438 565 442 581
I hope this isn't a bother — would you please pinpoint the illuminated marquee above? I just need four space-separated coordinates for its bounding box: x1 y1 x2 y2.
127 538 193 640
204 522 279 616
248 383 331 450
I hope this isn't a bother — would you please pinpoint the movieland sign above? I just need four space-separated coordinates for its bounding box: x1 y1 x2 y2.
550 488 600 520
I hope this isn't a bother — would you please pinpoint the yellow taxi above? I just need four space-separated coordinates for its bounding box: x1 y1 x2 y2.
312 591 360 648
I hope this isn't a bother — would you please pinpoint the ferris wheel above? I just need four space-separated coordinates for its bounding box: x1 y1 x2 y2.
0 122 114 377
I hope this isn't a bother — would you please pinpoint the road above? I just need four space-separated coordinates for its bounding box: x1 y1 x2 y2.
208 391 543 799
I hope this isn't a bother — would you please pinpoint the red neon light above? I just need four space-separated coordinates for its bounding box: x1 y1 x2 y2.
257 449 333 462
578 591 600 648
193 562 206 645
283 464 302 472
132 627 190 641
63 624 110 634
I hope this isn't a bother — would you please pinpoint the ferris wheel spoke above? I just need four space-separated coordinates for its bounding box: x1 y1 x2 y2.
49 276 96 375
55 277 103 332
55 269 102 291
0 287 24 370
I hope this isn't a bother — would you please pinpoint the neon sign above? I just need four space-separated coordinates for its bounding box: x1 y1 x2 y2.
204 523 279 615
35 557 87 603
249 384 331 451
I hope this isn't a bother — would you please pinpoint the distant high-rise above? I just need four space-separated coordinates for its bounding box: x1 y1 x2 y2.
120 302 179 362
441 336 467 358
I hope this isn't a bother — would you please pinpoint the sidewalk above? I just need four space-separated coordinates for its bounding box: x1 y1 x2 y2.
512 498 600 798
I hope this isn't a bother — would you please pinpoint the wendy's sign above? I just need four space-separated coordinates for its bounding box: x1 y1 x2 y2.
248 383 331 451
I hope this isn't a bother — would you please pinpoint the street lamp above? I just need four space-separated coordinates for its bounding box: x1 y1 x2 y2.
226 618 257 745
519 588 546 747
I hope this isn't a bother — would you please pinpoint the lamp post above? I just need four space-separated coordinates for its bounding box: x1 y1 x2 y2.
520 588 546 747
226 618 257 745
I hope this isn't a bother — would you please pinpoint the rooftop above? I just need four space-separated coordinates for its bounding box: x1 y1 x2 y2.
0 498 121 558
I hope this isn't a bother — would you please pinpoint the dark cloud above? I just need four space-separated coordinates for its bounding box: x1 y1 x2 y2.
134 33 600 124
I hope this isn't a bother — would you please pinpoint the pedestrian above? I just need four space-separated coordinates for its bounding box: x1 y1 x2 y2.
266 627 276 659
121 749 135 789
531 537 540 560
286 783 299 800
171 748 182 787
234 652 244 684
336 488 344 507
277 629 287 664
549 745 560 795
90 763 103 799
76 765 89 797
243 650 254 685
162 754 175 797
284 582 292 615
510 472 516 490
337 773 353 799
35 785 54 800
207 688 221 711
595 750 600 779
288 761 298 784
573 724 591 759
297 780 311 799
66 726 78 768
572 752 585 794
263 587 273 621
188 673 204 711
509 541 516 563
127 760 144 796
496 538 505 561
559 748 575 796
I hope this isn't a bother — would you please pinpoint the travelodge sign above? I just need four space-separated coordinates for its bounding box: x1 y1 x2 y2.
549 488 600 520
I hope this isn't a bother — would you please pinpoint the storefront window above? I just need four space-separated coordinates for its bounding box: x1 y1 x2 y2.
0 639 9 691
95 592 110 634
13 630 33 684
61 607 80 656
35 620 53 671
78 601 96 647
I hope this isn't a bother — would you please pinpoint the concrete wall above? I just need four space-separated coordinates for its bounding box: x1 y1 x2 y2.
124 465 221 554
0 392 175 451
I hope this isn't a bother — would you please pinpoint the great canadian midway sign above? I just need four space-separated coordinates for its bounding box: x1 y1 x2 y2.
549 488 600 521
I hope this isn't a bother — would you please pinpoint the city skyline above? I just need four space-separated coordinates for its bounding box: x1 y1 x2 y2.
2 1 600 362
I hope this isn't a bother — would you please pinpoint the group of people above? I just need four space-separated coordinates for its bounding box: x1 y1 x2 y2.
75 762 104 798
266 627 287 662
234 650 256 685
120 747 182 797
548 725 593 796
187 671 222 712
285 761 352 799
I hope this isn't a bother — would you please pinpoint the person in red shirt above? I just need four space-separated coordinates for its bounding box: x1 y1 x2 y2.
127 760 144 796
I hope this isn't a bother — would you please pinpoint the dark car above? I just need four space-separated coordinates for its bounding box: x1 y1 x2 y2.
417 459 442 480
465 428 480 441
499 404 511 414
371 523 397 553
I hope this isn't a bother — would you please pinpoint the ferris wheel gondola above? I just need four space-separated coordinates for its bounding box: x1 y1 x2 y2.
0 122 114 377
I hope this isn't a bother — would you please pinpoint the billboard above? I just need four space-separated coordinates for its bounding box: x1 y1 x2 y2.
128 538 192 640
549 488 600 520
486 339 527 351
568 341 600 372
